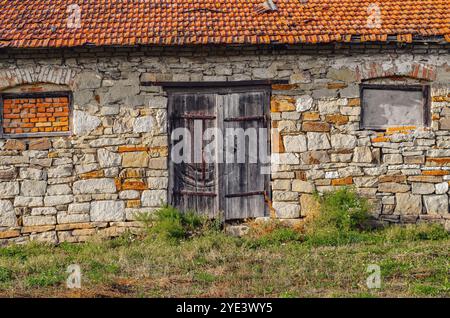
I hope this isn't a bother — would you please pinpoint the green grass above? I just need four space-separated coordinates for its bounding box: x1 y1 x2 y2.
0 200 448 298
0 224 448 298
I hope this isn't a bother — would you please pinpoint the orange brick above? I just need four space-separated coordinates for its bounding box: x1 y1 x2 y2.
4 114 20 119
118 145 149 153
423 170 449 176
53 112 69 117
127 200 141 208
122 179 148 190
35 122 51 127
426 157 450 165
327 82 347 89
331 177 353 186
302 112 320 121
347 98 361 106
80 170 105 179
325 114 349 125
386 126 416 134
371 136 390 143
52 121 69 127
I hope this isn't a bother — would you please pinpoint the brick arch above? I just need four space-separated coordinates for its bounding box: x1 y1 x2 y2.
356 61 437 82
0 66 75 91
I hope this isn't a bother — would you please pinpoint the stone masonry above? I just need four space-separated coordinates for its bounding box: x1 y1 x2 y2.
0 43 449 244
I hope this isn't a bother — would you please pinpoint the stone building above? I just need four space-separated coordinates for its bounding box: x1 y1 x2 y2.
0 1 449 244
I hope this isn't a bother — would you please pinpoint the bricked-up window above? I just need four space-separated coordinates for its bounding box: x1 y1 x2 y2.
0 92 72 137
361 84 430 130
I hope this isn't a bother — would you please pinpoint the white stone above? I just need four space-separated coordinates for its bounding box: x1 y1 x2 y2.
73 178 117 194
74 71 102 90
0 200 17 227
119 190 141 200
19 168 46 180
331 134 357 149
283 135 307 153
48 165 73 178
147 177 168 190
141 190 167 207
31 207 57 216
435 182 449 195
91 200 125 222
318 100 339 114
73 110 101 135
292 180 315 193
14 196 43 207
23 215 56 226
97 149 122 168
133 116 153 133
394 193 422 215
383 154 403 164
412 183 435 195
423 195 449 215
353 147 373 163
272 153 300 165
44 195 74 206
295 95 313 112
68 203 91 214
30 231 58 244
47 184 72 195
273 202 300 218
325 171 339 179
273 191 298 201
20 180 47 197
57 213 90 224
353 177 378 187
0 182 19 197
307 132 331 150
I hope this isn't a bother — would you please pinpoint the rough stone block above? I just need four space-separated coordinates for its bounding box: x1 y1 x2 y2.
90 200 125 222
141 190 167 207
20 180 47 197
273 202 300 219
423 195 449 215
412 183 435 195
73 178 117 194
307 132 331 150
283 135 307 153
23 215 56 226
394 193 422 215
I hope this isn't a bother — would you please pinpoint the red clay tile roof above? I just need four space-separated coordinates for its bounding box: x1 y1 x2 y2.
0 0 448 48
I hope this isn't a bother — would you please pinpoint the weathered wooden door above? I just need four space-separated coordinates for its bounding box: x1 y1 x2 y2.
168 92 219 218
221 91 270 219
168 86 270 220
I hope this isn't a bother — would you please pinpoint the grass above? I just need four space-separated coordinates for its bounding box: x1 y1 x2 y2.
0 195 448 298
0 225 448 298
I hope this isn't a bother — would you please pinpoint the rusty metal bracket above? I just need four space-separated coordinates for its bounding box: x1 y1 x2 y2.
225 191 265 198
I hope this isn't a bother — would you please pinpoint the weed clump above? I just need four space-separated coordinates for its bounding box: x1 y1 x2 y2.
303 187 372 245
136 205 221 241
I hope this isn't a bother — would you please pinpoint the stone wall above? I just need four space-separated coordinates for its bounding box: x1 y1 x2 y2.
0 43 449 244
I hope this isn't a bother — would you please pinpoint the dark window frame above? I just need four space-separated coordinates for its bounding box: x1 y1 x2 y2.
0 91 73 139
360 84 431 131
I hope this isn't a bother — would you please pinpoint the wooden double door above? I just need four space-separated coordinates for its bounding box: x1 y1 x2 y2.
168 86 271 220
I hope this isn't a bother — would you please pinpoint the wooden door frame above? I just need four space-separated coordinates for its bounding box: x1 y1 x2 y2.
165 82 274 220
